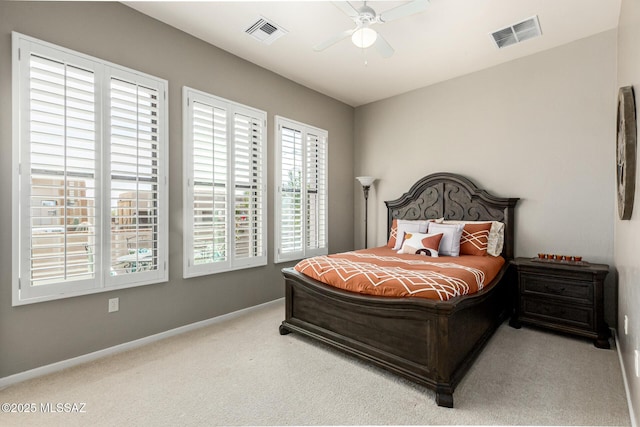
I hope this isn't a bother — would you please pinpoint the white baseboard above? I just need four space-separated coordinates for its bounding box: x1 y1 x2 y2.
0 298 284 390
613 328 638 427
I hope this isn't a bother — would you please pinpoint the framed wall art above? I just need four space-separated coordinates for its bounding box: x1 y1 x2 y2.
616 85 637 220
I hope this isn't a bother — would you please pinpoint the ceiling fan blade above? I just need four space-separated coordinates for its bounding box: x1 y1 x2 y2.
374 33 394 58
314 28 356 51
379 0 429 23
332 1 360 18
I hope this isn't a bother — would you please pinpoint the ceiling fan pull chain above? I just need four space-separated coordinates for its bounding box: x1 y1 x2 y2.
362 47 368 66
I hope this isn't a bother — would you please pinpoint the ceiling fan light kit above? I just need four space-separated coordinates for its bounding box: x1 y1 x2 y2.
352 27 377 48
315 0 429 58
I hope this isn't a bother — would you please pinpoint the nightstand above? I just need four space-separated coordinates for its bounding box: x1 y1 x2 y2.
509 257 611 349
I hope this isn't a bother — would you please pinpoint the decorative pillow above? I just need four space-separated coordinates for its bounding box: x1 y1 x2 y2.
387 219 399 248
459 222 492 256
427 222 464 256
391 219 431 250
443 220 505 256
397 232 443 257
488 221 505 256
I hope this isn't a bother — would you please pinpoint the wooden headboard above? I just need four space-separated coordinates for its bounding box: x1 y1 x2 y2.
385 172 520 259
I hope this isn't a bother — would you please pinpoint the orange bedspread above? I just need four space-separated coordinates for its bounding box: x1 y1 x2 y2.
294 246 505 301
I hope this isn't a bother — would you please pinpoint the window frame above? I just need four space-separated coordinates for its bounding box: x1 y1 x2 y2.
12 32 169 306
274 116 328 264
182 86 267 278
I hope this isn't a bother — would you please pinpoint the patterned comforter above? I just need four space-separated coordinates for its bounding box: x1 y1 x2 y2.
294 246 505 301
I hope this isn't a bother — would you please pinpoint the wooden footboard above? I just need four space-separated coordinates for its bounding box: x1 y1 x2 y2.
280 265 511 408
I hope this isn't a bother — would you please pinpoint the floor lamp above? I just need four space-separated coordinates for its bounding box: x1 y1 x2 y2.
356 176 376 248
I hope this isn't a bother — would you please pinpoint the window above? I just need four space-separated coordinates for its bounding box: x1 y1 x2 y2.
274 116 327 263
183 87 267 277
12 32 168 305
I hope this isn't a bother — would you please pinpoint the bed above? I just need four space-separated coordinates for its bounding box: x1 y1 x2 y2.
279 172 519 408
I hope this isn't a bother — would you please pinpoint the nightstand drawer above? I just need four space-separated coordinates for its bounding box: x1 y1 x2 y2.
522 298 593 329
520 273 592 304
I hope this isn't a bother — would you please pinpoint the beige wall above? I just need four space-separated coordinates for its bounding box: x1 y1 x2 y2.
0 2 354 377
354 32 617 318
615 0 640 423
355 31 617 261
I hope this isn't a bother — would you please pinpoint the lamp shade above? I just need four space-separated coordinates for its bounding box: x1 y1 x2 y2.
351 27 377 49
356 176 376 187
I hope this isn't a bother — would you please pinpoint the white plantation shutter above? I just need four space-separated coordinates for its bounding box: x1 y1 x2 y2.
108 77 162 279
278 126 304 259
105 71 167 288
25 53 98 296
305 132 327 254
191 102 228 268
275 117 328 263
13 33 168 305
183 87 266 278
233 113 265 263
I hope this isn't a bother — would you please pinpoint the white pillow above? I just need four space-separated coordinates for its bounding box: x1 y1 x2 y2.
427 222 464 256
392 219 430 250
442 220 504 256
397 232 443 257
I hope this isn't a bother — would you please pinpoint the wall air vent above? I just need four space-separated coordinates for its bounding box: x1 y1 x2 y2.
491 15 542 49
245 16 288 45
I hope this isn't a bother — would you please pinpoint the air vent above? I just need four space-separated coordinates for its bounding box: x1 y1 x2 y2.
245 16 288 45
491 16 542 49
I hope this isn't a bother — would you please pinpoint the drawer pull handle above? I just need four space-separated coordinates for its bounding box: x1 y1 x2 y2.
544 285 565 293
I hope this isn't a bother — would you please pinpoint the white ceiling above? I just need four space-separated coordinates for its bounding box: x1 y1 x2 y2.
124 0 621 107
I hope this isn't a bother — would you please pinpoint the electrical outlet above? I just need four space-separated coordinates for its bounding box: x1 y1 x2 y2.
108 297 119 313
635 350 639 378
624 315 628 335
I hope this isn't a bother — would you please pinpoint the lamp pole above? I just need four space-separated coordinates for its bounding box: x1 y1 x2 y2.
356 176 376 249
362 184 370 248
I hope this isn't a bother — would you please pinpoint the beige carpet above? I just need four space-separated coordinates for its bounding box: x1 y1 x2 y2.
0 299 630 426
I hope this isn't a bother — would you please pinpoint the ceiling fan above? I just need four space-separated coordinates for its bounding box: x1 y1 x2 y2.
314 0 429 58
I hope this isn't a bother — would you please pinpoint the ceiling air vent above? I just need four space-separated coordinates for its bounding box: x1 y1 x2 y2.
491 16 542 49
245 16 288 45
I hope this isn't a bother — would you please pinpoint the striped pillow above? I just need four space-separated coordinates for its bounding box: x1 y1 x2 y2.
387 219 399 248
459 222 493 256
